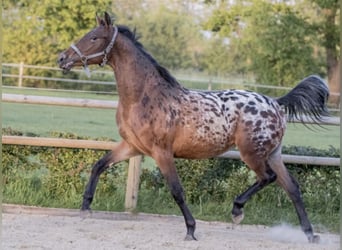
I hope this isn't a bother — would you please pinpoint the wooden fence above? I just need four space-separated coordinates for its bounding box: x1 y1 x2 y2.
2 93 341 211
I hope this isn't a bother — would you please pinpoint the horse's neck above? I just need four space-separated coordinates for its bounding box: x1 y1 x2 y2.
110 36 162 105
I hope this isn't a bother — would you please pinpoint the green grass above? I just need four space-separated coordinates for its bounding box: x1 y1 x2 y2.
283 123 340 149
2 102 340 149
2 102 120 140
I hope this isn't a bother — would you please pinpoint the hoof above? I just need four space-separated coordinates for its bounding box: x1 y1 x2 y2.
232 212 244 225
80 209 92 219
309 234 320 244
184 233 197 241
185 222 197 241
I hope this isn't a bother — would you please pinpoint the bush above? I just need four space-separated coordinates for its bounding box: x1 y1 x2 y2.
2 128 128 209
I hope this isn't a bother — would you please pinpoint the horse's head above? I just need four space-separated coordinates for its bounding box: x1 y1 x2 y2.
58 12 117 73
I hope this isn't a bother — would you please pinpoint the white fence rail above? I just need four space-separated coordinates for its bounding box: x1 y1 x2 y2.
3 93 118 109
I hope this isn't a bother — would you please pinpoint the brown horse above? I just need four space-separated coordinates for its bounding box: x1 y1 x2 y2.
58 12 329 243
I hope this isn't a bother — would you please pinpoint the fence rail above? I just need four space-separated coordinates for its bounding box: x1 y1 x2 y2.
3 93 118 109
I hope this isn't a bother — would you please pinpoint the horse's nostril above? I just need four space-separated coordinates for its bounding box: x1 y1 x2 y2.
58 53 66 64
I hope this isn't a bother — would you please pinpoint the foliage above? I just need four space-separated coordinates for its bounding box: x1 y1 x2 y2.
308 0 340 55
306 0 340 106
203 0 325 86
3 1 203 70
282 145 340 157
2 129 128 210
3 0 340 102
199 37 249 77
116 5 203 70
3 0 112 66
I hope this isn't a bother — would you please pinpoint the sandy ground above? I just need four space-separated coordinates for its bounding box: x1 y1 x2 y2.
1 205 340 250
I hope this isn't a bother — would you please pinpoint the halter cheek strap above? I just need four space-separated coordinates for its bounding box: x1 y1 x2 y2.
70 25 118 77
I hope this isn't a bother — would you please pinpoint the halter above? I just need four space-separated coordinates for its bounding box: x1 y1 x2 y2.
70 26 118 77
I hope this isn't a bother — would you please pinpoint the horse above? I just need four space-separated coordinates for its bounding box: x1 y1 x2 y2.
58 12 329 243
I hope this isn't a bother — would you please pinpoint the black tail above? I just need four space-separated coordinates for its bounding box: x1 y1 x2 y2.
276 75 330 124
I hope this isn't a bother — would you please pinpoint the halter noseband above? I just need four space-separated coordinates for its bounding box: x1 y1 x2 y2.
70 25 118 76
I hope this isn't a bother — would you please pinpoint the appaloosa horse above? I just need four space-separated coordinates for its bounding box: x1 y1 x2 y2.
58 12 329 243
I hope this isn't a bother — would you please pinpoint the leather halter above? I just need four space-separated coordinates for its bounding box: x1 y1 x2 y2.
70 26 118 75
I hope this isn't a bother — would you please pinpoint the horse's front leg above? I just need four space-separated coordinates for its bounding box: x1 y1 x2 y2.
81 141 139 214
154 151 197 240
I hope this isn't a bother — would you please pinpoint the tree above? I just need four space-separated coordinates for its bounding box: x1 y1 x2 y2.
3 0 112 65
119 5 203 70
203 0 325 87
305 0 340 105
199 36 249 77
3 1 204 72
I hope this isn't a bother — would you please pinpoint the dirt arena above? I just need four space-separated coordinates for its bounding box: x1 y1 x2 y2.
2 204 340 250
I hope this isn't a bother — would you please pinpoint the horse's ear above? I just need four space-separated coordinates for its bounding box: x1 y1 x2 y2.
104 12 113 27
96 13 104 26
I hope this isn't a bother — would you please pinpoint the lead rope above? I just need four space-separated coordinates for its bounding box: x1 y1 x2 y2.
70 26 118 77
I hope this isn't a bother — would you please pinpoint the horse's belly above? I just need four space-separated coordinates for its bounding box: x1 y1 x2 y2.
173 124 235 159
174 143 232 159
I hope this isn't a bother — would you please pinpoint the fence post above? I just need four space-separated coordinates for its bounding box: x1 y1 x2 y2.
125 155 142 211
208 79 212 90
18 62 24 88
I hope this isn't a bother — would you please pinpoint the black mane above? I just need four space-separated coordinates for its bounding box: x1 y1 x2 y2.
117 25 180 88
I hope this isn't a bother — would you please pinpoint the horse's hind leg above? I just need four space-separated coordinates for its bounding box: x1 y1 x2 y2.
268 146 319 243
231 158 277 224
81 141 139 213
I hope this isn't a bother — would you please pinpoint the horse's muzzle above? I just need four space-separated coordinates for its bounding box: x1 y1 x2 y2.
58 52 74 73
